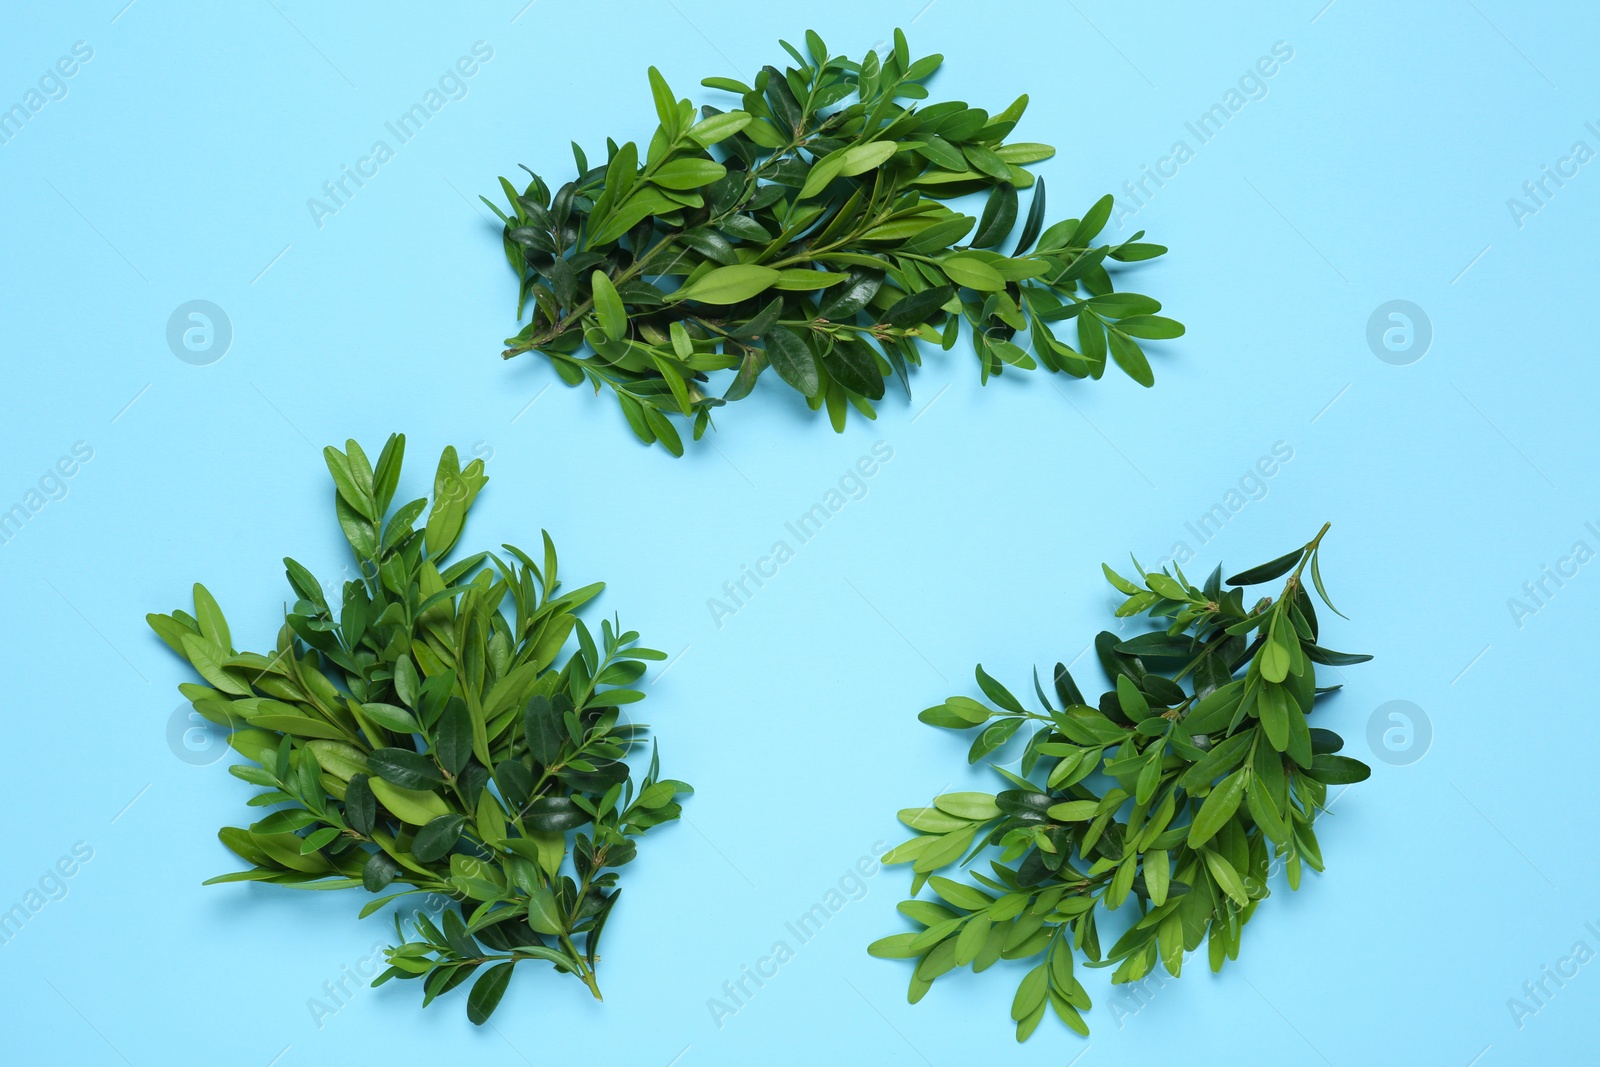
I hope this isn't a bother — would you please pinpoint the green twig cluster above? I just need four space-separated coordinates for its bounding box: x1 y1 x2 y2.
869 525 1371 1040
149 436 690 1022
489 28 1182 454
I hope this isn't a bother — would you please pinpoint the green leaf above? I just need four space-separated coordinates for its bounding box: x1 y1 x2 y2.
591 271 626 342
1144 848 1170 906
179 633 251 696
972 183 1018 248
687 110 751 147
1188 768 1247 848
1046 799 1099 821
798 149 849 199
523 694 565 766
527 884 565 934
368 749 444 790
1227 549 1304 586
995 142 1054 165
323 444 377 522
1310 754 1372 784
369 778 451 825
773 269 849 291
883 284 956 328
1107 330 1153 388
818 268 884 319
868 932 924 959
1257 682 1291 749
823 340 884 399
650 353 694 416
1115 674 1150 720
1310 549 1349 619
467 962 515 1025
963 143 1012 182
838 140 897 176
1115 315 1185 340
671 264 781 304
1260 622 1292 684
929 876 994 911
1202 848 1249 907
345 774 376 835
363 702 420 733
1010 963 1048 1021
412 814 466 863
939 253 1005 291
192 584 230 652
1011 177 1046 255
1070 194 1114 246
763 325 820 397
524 797 590 833
646 66 678 136
974 665 1026 714
362 850 400 892
432 700 474 777
933 792 1000 820
651 157 727 189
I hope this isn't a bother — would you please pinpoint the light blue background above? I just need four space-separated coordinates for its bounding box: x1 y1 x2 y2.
2 1 1596 1063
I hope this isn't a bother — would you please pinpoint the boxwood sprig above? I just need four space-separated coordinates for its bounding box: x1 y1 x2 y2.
488 28 1183 454
148 435 691 1022
868 524 1370 1041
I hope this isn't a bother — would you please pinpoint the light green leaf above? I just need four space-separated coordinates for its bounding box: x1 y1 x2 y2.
1187 768 1247 848
687 110 751 146
773 269 849 290
1203 848 1249 907
839 140 897 176
798 150 849 199
939 253 1005 291
670 264 781 304
651 157 727 190
933 792 1001 820
591 271 626 342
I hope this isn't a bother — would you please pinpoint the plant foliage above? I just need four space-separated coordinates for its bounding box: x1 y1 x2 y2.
148 435 690 1021
488 28 1182 454
868 525 1370 1040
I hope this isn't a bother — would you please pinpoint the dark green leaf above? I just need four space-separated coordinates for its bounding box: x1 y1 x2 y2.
764 325 820 397
412 814 467 863
362 850 400 893
524 694 565 767
883 285 955 328
467 962 515 1025
1011 177 1046 255
972 183 1018 248
524 797 590 833
824 339 885 400
368 749 444 791
1227 550 1304 586
433 700 474 777
345 774 376 835
1310 754 1371 785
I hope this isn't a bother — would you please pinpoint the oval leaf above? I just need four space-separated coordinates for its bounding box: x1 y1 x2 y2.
672 264 781 305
